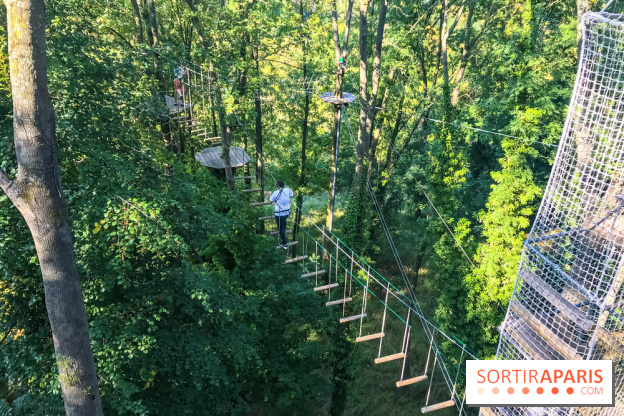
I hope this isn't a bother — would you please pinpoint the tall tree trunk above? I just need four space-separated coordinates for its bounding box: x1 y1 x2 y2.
293 0 309 255
354 0 370 187
146 0 159 45
451 4 473 106
368 68 394 183
1 1 103 415
254 48 265 233
441 0 466 87
326 0 354 231
183 0 235 191
222 124 237 192
130 0 145 44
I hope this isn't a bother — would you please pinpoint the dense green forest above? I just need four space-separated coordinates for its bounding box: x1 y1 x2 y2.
0 0 594 414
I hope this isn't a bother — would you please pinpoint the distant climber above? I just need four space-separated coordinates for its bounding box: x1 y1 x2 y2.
270 181 294 249
174 66 185 100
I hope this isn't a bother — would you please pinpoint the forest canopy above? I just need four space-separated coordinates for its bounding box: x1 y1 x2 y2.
0 0 590 414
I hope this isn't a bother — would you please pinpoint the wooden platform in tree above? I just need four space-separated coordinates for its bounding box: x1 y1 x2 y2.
194 146 251 169
165 95 190 114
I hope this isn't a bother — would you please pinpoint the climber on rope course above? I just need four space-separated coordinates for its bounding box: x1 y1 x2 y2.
173 65 186 101
270 180 294 249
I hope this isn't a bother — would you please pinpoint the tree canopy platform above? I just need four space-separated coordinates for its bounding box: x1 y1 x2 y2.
165 95 191 114
194 146 251 170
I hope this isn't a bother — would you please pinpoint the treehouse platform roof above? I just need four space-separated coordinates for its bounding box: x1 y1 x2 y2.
195 146 251 169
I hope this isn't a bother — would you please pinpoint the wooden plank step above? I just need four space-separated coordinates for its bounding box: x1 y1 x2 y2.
314 283 340 292
276 241 298 248
301 269 326 278
356 332 385 343
285 255 308 264
191 128 206 133
203 136 221 141
259 216 273 221
243 188 262 193
268 230 292 236
519 268 593 331
250 201 272 207
340 313 367 323
374 352 405 364
510 301 582 360
421 400 455 413
326 297 352 306
235 176 254 179
396 375 428 387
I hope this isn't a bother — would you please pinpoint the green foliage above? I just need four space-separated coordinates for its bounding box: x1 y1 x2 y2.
0 0 583 413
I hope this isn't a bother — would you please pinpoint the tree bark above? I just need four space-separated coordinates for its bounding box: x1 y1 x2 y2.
254 48 265 233
293 0 309 255
326 0 354 230
441 0 466 86
368 68 394 182
222 124 237 192
130 0 145 44
2 1 103 415
451 4 473 106
145 0 159 45
353 0 370 188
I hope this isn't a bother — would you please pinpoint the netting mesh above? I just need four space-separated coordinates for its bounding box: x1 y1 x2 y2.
483 12 624 416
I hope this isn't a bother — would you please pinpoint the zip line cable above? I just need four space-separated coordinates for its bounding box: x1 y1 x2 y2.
375 106 559 148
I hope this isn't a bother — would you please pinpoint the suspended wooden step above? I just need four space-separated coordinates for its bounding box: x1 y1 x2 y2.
183 123 201 128
203 136 221 141
326 297 352 306
268 230 292 236
421 400 455 413
276 241 298 248
285 255 308 264
355 332 384 343
191 128 206 133
243 188 262 193
314 283 340 292
301 269 325 278
250 201 272 207
396 375 428 387
236 176 254 180
374 352 405 364
340 313 366 323
259 216 273 221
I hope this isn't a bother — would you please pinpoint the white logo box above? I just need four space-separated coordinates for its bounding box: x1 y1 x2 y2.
466 360 614 407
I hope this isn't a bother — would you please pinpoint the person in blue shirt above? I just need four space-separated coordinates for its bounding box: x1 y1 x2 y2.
270 180 294 249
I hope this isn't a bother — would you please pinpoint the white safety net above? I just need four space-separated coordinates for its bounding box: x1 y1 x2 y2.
483 11 624 416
